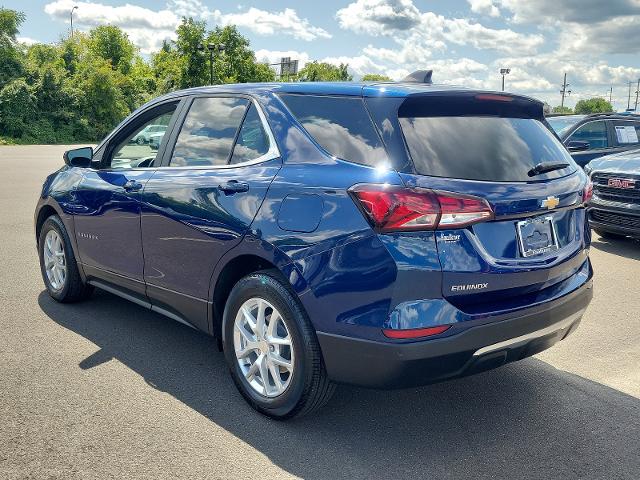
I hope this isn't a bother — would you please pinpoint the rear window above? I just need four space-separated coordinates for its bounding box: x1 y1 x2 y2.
399 116 576 182
279 94 388 167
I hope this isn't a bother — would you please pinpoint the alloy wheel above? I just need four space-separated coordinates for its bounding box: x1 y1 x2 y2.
233 297 294 398
43 230 66 291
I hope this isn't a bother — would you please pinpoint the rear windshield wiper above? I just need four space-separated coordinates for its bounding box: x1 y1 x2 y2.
528 161 570 177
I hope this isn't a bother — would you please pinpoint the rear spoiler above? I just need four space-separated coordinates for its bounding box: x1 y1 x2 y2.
398 91 545 120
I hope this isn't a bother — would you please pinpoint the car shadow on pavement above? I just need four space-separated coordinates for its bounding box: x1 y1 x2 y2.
38 289 640 480
591 236 640 260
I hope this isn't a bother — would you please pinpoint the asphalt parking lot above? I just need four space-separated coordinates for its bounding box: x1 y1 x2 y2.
1 145 639 480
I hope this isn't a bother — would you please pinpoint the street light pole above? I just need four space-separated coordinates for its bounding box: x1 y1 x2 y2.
635 78 639 112
70 6 78 38
198 43 226 85
499 68 510 91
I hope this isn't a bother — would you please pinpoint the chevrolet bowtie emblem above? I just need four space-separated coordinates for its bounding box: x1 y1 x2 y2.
541 196 560 210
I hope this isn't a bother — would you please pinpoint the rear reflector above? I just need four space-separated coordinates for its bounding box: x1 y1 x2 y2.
349 184 493 232
383 325 450 339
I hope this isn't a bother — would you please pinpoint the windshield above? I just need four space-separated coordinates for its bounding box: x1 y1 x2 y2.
399 116 576 182
546 115 586 136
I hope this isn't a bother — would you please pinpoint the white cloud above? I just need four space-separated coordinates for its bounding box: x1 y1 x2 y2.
44 0 179 53
17 37 40 45
498 0 640 24
495 0 640 56
336 0 421 35
44 1 329 53
467 0 501 17
213 7 331 41
321 54 386 77
337 1 543 56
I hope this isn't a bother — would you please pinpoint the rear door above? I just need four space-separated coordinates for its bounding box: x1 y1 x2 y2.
390 94 590 312
610 119 640 153
140 95 281 331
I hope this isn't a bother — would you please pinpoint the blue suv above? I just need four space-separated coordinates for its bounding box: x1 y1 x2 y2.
35 77 594 418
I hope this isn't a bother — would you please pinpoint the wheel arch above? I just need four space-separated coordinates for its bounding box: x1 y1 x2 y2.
35 204 59 241
209 238 308 344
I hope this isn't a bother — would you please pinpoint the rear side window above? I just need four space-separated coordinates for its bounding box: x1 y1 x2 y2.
399 116 575 182
612 121 640 145
230 103 270 164
171 97 248 167
279 94 387 167
568 121 608 149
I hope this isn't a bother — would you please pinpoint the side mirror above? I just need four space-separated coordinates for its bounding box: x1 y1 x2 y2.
566 140 590 152
63 147 93 167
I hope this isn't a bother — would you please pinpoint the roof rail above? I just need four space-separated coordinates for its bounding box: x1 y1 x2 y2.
401 70 433 84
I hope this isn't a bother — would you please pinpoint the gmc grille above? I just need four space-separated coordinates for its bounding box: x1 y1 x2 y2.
592 172 640 205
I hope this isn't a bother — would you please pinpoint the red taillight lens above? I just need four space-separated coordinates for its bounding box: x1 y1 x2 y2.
583 180 593 204
382 325 450 339
349 186 440 231
349 184 493 232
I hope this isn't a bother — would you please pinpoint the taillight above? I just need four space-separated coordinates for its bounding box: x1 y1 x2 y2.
382 325 450 339
349 184 493 232
583 180 593 204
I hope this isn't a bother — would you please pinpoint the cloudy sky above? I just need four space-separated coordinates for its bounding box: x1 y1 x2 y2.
7 0 640 110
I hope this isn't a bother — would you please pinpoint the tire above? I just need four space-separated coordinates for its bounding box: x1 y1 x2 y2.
223 269 335 419
38 215 93 303
593 228 627 240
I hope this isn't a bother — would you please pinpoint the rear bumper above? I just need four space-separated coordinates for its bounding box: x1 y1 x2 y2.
317 275 592 389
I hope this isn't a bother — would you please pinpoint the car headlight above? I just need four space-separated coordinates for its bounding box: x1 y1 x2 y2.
584 164 593 177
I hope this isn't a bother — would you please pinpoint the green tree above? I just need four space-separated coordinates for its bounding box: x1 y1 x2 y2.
88 25 135 74
151 41 182 94
206 25 275 83
574 98 613 114
362 73 391 81
0 78 35 137
175 17 208 88
0 8 26 87
552 105 573 114
298 61 352 81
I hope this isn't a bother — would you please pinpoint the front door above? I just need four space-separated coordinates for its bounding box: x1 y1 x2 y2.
141 96 282 330
566 120 612 167
74 102 180 296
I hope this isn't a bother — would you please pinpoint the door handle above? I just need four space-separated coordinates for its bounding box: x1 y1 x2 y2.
123 179 143 192
218 180 249 194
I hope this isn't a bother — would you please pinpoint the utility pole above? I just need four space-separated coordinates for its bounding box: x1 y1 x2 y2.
635 78 639 111
500 68 510 92
70 6 78 38
560 73 570 109
609 86 613 104
628 81 632 110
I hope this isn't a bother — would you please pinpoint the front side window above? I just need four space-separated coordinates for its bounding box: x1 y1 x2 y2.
568 121 608 149
171 97 248 167
279 94 388 167
109 106 176 169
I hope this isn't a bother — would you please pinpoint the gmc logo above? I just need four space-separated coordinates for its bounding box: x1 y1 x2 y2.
607 178 636 189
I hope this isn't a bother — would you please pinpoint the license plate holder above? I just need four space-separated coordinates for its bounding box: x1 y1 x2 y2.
516 216 559 257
